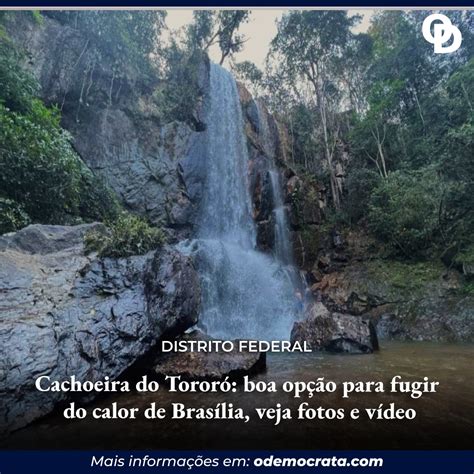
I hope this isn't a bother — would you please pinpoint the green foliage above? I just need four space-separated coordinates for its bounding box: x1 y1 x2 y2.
215 11 249 64
31 11 43 25
186 10 249 65
232 60 263 96
44 11 165 76
78 172 121 223
0 101 84 223
84 214 165 258
454 244 474 280
0 37 120 231
345 168 380 223
270 10 358 79
286 104 322 173
0 197 30 234
340 13 473 263
153 44 204 127
0 41 38 113
457 281 474 296
440 60 474 253
368 169 443 257
367 259 443 293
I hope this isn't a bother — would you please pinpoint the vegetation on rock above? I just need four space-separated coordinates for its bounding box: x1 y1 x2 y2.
0 26 120 233
84 213 165 258
0 198 30 234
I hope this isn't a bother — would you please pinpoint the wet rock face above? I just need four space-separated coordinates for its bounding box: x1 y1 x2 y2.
154 330 266 380
145 247 201 339
0 225 201 435
291 303 379 354
237 83 326 271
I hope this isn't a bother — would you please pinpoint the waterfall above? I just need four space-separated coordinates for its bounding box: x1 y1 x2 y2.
269 170 294 265
198 64 255 248
256 101 294 266
181 64 297 341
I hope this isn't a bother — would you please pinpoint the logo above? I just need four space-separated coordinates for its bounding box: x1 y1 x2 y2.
422 14 462 54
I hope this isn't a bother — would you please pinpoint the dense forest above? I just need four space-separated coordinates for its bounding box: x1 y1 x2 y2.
0 10 473 272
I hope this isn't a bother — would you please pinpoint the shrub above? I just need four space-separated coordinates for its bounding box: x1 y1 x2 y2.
78 171 121 222
153 45 204 127
0 102 84 223
84 214 165 258
345 167 380 223
454 244 474 278
0 197 30 234
368 168 443 257
44 11 165 76
0 38 120 226
0 40 38 113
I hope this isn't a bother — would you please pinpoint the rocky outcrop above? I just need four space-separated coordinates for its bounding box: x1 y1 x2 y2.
239 90 282 254
291 302 378 354
238 86 325 269
154 330 266 380
309 230 474 342
145 248 201 339
5 14 210 237
0 224 201 434
7 12 324 255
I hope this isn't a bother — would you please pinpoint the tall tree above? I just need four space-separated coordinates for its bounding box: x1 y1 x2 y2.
269 11 359 209
187 10 250 65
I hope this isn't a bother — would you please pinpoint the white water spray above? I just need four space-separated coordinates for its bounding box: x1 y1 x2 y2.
181 64 298 340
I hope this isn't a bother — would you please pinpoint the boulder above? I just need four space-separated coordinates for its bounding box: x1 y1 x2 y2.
154 330 266 380
144 247 201 338
311 244 474 342
0 224 201 434
290 302 378 354
0 222 105 254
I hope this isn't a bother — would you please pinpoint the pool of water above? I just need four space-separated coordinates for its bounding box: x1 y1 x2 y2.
4 341 474 449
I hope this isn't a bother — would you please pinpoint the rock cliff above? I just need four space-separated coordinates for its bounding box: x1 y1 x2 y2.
5 13 209 238
310 230 474 342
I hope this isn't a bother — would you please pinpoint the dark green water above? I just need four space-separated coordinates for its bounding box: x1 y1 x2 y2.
5 341 474 449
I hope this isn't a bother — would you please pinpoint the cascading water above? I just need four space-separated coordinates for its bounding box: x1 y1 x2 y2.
198 64 255 248
256 100 294 266
269 170 294 265
181 63 298 341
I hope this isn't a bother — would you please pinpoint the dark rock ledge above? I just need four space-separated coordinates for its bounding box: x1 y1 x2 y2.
0 224 201 435
291 302 379 354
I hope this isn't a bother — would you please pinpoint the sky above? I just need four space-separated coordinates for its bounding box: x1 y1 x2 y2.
165 9 374 69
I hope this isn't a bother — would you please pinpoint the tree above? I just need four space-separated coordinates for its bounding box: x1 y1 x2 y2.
438 59 474 259
0 30 120 228
187 10 250 65
337 33 373 114
269 11 359 209
368 168 443 257
232 60 264 96
350 79 404 178
44 11 166 76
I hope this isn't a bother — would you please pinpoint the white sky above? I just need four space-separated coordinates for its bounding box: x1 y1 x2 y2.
165 9 374 69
